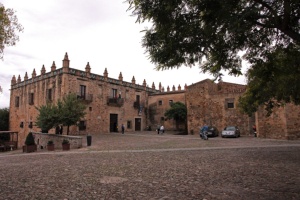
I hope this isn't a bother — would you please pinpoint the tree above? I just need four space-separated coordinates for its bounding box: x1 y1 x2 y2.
58 93 87 135
0 107 9 131
35 93 87 134
127 0 300 114
164 102 187 132
35 103 59 133
0 3 23 60
238 45 300 116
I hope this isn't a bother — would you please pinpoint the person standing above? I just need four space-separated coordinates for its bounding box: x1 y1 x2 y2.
121 124 125 134
160 125 164 134
252 124 257 137
157 125 160 134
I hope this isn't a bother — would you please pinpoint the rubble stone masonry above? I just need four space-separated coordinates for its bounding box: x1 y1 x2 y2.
9 53 300 148
186 79 251 135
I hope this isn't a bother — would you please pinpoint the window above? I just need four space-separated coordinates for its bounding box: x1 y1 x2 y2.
29 93 34 105
80 85 86 99
169 100 173 106
112 89 117 98
29 122 33 128
79 121 86 131
15 96 20 107
136 95 140 103
158 100 162 106
127 121 132 129
227 102 234 108
47 89 52 101
225 98 235 109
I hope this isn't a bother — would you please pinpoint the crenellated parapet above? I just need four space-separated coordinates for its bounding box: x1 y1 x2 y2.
155 83 186 94
10 53 159 93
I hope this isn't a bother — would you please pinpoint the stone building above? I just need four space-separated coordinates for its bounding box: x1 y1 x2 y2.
148 86 186 132
185 79 252 135
9 53 162 146
9 53 300 147
256 103 300 140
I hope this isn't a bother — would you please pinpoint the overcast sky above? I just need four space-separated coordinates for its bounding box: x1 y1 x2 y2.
0 0 247 108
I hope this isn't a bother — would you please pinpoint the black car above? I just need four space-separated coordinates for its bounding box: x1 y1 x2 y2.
206 126 219 137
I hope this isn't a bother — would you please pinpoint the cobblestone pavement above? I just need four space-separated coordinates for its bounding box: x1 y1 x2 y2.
1 131 300 200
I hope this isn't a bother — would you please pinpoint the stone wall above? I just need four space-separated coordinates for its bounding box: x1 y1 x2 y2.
148 90 186 131
9 53 300 141
32 132 83 150
9 53 160 147
186 79 251 135
256 103 300 139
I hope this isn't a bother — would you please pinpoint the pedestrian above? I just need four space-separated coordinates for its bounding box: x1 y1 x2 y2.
59 125 63 135
200 124 209 139
121 124 125 134
160 125 164 134
252 124 257 137
157 125 160 134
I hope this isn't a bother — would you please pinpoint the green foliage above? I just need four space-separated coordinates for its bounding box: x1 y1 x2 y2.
0 132 10 141
164 102 187 122
127 0 300 114
0 3 23 59
47 140 54 145
25 132 35 146
58 93 87 134
35 93 87 134
62 139 69 145
35 103 59 132
239 44 300 116
0 107 9 131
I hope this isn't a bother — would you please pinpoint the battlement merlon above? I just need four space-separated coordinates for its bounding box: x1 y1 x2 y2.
10 53 162 93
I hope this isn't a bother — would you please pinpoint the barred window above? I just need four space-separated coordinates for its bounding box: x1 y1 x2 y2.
225 98 235 109
227 102 234 108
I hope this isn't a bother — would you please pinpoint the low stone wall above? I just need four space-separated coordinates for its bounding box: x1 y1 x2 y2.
32 132 83 150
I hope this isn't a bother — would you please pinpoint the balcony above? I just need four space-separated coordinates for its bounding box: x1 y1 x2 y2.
107 96 124 107
77 93 93 103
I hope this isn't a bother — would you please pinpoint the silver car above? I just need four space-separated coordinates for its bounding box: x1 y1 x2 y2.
221 126 241 138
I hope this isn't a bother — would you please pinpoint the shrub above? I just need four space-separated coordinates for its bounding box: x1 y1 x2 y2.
25 132 35 146
47 140 54 145
62 139 69 145
0 132 10 141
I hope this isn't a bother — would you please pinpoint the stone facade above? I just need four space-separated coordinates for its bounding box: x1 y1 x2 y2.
256 103 300 139
148 90 186 131
9 53 300 148
9 53 160 147
186 79 252 135
33 132 83 150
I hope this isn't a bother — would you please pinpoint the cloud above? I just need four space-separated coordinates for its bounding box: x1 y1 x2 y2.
0 0 246 109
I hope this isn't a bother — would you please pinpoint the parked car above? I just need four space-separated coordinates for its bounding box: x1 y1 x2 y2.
206 126 219 137
221 126 240 138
